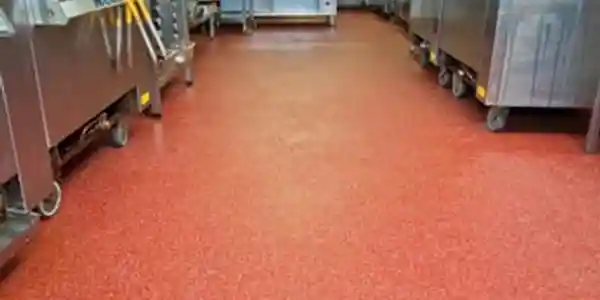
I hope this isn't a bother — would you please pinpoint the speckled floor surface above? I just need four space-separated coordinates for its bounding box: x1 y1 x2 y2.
1 12 600 300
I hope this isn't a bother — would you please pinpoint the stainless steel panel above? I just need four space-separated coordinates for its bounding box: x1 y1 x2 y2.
481 0 599 108
438 0 492 72
0 0 54 207
409 0 442 46
33 15 124 146
436 0 600 109
0 82 16 185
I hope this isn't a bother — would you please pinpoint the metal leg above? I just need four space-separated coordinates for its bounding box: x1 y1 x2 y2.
585 83 600 153
328 15 336 27
147 85 163 117
209 15 216 39
184 65 194 86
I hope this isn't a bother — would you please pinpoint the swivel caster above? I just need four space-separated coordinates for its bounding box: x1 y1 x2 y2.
451 71 468 99
485 107 510 132
437 68 452 89
108 120 129 148
36 181 62 219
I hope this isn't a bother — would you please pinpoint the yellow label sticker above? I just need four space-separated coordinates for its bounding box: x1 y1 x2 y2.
429 52 437 65
476 85 486 99
140 91 150 105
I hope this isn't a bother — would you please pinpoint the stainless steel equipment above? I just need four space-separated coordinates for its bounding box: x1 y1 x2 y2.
435 0 600 131
27 0 163 198
0 0 61 267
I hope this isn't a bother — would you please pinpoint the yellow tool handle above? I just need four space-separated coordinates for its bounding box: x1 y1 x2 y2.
125 0 141 21
134 0 152 22
126 4 133 24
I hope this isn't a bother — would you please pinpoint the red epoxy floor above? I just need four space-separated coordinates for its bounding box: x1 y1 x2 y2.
2 12 600 299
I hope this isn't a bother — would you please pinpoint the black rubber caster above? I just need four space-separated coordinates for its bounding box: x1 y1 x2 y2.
416 47 429 69
437 68 452 89
485 107 510 132
451 71 468 99
109 120 129 148
36 181 62 219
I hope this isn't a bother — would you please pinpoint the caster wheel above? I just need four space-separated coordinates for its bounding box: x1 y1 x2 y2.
36 181 61 219
109 120 129 148
485 107 510 132
451 71 468 98
416 47 429 69
437 68 452 89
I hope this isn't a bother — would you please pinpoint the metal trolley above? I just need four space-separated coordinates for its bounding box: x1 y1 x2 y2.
428 0 600 131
